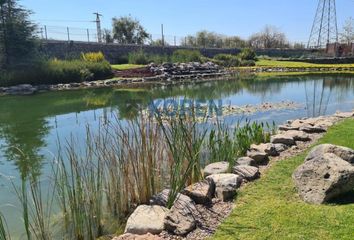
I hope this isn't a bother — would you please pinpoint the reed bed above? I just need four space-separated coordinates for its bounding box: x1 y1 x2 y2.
5 113 274 239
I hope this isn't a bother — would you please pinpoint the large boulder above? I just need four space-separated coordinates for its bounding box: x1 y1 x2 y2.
206 174 242 201
246 150 269 164
250 143 278 156
124 205 168 235
182 180 215 204
235 157 256 166
305 144 354 164
232 165 260 181
271 134 295 146
283 130 311 142
293 153 354 204
164 194 197 236
203 161 229 177
299 125 326 133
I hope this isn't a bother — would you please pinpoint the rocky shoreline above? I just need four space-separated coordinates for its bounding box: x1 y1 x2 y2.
0 62 233 96
112 111 354 240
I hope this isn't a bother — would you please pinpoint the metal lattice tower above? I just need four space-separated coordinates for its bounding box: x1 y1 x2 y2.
308 0 339 49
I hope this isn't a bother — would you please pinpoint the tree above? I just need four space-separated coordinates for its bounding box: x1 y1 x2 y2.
340 17 354 45
103 29 113 43
0 0 37 69
150 39 169 46
112 16 149 44
249 25 289 49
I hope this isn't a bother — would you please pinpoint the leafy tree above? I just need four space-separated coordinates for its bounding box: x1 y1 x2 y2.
112 16 149 44
340 17 354 45
0 0 37 69
249 25 289 49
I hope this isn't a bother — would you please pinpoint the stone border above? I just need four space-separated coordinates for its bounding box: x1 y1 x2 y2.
112 111 354 240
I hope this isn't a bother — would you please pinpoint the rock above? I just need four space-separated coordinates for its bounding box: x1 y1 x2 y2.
278 125 299 131
124 205 168 235
246 150 269 164
305 144 354 164
273 143 289 153
113 233 162 240
206 174 242 201
293 153 354 204
235 157 256 166
299 125 327 133
6 84 37 95
182 180 215 204
164 194 197 236
250 143 278 156
271 134 295 146
150 189 170 206
232 165 260 181
203 161 230 177
283 130 311 142
334 112 354 118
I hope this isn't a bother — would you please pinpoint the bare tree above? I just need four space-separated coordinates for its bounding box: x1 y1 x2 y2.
340 17 354 45
249 25 289 49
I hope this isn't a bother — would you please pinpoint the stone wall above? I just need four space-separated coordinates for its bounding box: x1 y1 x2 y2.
39 40 316 64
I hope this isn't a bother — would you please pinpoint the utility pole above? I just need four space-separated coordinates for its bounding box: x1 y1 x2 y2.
161 24 165 46
93 12 103 43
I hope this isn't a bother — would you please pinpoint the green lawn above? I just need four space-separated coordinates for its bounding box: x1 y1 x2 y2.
111 64 145 70
213 119 354 240
256 59 354 68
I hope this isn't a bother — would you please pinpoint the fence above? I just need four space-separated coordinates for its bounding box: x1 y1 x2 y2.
36 25 187 46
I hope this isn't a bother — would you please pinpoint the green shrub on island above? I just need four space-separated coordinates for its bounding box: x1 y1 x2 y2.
128 50 169 65
171 49 203 63
81 51 106 62
213 54 241 67
239 48 257 61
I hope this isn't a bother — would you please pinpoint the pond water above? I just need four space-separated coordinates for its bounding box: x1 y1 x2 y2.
1 74 354 238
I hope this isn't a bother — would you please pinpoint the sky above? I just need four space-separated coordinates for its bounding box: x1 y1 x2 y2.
20 0 354 44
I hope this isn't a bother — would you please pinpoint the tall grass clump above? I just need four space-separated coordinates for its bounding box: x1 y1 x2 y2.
171 50 203 63
0 53 113 87
156 113 207 208
208 120 275 167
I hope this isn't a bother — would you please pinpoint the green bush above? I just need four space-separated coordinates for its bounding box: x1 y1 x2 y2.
0 59 113 87
128 50 149 65
240 60 256 67
213 54 241 67
171 49 202 63
128 50 170 65
239 48 257 61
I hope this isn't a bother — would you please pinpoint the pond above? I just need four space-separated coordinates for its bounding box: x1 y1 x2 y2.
1 74 354 238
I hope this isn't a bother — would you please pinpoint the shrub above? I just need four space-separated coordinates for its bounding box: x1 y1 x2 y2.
81 51 106 62
240 60 256 67
128 50 149 65
171 49 202 63
239 48 257 61
213 54 241 67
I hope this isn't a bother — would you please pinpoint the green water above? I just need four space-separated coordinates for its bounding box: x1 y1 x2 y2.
1 74 354 238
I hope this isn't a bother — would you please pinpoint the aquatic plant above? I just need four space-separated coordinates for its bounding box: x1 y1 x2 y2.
0 212 10 240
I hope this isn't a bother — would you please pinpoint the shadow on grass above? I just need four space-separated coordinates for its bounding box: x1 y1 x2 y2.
327 190 354 205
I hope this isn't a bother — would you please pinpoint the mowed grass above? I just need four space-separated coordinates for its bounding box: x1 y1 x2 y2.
256 59 354 68
213 119 354 240
111 64 145 70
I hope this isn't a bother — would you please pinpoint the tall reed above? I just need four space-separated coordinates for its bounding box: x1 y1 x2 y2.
0 212 10 240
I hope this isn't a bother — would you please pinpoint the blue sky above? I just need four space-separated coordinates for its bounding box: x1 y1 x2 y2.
21 0 353 44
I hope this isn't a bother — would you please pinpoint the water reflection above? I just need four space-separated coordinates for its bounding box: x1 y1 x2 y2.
0 74 353 180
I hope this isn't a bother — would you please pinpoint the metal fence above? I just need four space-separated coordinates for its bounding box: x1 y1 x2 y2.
36 25 186 46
